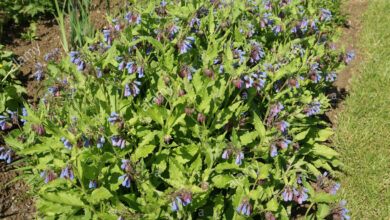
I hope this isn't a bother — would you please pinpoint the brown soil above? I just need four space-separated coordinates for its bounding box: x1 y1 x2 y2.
0 147 36 219
0 1 121 219
326 0 370 124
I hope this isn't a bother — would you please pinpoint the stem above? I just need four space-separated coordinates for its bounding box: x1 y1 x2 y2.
304 202 314 218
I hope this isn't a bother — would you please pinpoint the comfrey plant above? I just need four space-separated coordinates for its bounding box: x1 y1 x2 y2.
3 0 352 219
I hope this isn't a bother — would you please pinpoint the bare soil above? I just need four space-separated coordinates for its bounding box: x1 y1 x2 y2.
326 0 370 124
0 1 120 219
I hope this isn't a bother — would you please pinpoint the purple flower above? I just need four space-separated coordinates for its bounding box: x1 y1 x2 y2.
271 25 282 35
320 9 332 22
118 61 125 71
263 0 272 10
84 136 90 148
333 201 350 220
119 174 131 188
235 152 244 165
124 84 131 97
277 121 290 133
33 70 43 81
293 188 309 204
108 112 120 125
282 187 293 201
189 18 200 29
61 137 73 150
270 145 278 157
171 199 180 211
0 149 12 164
236 200 252 216
126 62 135 74
180 65 196 80
103 30 111 43
329 183 340 194
221 150 230 159
278 139 291 149
120 159 130 172
326 72 338 82
305 102 321 116
137 66 144 78
344 51 355 65
111 136 126 149
178 38 193 54
89 180 97 188
60 166 74 180
129 81 141 97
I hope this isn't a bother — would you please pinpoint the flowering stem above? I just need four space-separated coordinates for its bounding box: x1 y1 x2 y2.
304 202 315 218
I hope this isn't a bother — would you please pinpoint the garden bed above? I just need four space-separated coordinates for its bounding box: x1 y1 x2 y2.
0 0 363 219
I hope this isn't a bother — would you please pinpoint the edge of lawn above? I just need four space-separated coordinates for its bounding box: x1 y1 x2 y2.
334 0 390 218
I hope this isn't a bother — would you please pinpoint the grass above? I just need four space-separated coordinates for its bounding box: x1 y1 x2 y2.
334 0 390 219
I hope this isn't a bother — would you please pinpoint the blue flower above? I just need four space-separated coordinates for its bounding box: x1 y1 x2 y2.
60 166 74 180
61 137 73 150
282 187 293 201
320 8 332 22
112 136 126 149
119 174 131 188
236 200 252 216
221 150 230 159
137 66 144 78
118 61 125 71
171 200 180 211
235 152 244 165
277 121 290 133
89 180 97 188
0 149 12 164
345 50 355 65
270 145 278 157
178 39 193 54
96 67 103 78
293 188 309 204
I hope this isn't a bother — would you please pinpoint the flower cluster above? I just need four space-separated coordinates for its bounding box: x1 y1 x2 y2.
0 147 12 164
171 190 193 211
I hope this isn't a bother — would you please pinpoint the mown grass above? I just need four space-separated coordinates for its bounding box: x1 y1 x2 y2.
334 0 390 219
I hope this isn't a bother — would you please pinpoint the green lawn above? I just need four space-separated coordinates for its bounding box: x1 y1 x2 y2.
334 1 390 219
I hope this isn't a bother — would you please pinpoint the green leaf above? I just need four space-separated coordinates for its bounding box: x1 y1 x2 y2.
316 203 331 219
252 111 266 142
135 145 156 159
240 131 258 146
90 187 113 204
266 197 279 212
212 175 235 188
312 144 339 159
41 191 85 207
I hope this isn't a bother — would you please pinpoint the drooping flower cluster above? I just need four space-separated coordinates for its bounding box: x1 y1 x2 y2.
171 190 193 211
61 137 73 150
0 147 12 164
111 135 126 149
331 201 350 220
40 170 58 184
60 166 74 180
236 200 252 216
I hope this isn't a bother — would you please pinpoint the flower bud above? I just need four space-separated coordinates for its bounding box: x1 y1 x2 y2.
197 113 206 123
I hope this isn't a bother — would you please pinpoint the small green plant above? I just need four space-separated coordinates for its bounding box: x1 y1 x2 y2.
0 45 25 114
21 23 39 42
54 0 95 51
